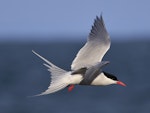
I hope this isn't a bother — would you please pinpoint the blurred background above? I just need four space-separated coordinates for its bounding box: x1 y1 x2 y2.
0 0 150 113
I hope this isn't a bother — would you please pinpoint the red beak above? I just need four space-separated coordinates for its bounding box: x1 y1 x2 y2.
117 81 126 86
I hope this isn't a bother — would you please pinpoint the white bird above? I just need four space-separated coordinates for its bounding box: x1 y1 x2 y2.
32 15 126 96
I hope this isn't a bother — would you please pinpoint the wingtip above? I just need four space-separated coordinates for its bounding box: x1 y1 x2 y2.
94 14 105 28
96 13 103 20
100 12 103 18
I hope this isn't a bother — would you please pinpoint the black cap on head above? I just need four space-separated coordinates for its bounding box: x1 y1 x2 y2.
103 71 118 81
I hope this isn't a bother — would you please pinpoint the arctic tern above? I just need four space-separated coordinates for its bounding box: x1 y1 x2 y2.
32 15 126 96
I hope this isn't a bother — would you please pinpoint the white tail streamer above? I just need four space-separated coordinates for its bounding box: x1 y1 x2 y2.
32 50 70 96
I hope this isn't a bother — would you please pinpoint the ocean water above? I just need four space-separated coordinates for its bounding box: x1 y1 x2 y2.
0 39 150 113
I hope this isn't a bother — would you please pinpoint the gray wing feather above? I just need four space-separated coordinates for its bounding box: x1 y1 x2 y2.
71 15 110 70
80 61 109 85
79 61 109 85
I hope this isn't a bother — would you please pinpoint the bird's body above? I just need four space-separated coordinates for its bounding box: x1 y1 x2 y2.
32 15 126 96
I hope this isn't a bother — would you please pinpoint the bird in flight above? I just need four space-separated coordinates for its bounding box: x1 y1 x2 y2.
32 15 126 96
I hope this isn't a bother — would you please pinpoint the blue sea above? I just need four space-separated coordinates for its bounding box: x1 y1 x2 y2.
0 38 150 113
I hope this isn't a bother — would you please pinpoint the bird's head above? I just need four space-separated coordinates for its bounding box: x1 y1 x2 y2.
103 71 126 86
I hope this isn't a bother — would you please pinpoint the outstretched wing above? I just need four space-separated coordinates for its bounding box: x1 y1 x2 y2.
71 15 111 70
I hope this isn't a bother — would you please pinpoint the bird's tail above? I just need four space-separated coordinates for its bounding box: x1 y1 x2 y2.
32 50 70 96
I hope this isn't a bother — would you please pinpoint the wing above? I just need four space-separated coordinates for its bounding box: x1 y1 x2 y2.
79 61 110 85
71 15 111 70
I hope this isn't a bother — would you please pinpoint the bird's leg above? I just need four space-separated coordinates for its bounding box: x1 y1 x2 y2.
68 85 75 92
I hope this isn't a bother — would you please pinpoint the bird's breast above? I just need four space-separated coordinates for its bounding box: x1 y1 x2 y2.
91 73 108 85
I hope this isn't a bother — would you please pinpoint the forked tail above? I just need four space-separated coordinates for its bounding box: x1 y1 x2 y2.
32 50 70 96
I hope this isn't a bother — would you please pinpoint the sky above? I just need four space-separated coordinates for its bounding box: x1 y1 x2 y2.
0 0 150 41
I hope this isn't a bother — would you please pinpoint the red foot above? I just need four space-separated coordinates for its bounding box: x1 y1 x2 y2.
68 85 75 92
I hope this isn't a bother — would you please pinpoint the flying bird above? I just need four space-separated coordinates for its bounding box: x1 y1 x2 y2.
32 15 126 96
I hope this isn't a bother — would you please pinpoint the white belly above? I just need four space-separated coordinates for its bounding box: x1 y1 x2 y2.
69 74 83 84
